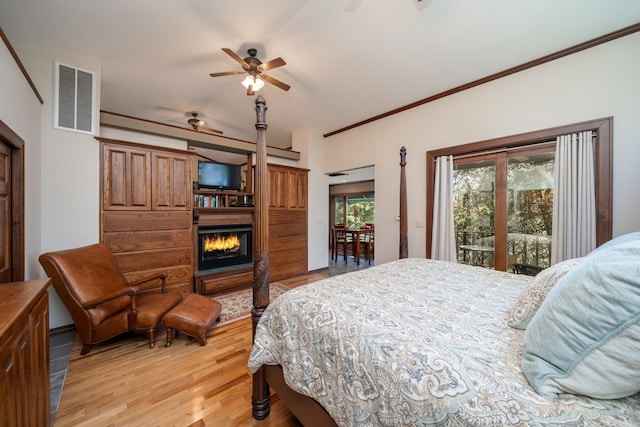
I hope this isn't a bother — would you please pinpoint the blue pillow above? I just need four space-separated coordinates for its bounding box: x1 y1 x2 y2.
522 232 640 399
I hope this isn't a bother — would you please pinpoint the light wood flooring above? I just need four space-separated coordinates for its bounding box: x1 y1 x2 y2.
53 272 335 427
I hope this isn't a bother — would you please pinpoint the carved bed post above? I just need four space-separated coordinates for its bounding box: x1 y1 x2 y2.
399 147 408 258
252 95 271 419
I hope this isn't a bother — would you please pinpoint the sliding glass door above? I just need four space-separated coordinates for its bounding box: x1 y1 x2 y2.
506 150 554 272
453 146 554 272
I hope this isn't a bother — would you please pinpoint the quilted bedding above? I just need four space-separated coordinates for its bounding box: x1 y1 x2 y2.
248 258 640 426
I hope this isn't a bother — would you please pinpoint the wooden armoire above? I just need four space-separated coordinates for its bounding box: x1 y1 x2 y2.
99 138 193 295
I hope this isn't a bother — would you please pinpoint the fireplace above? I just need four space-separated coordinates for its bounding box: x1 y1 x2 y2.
198 224 252 272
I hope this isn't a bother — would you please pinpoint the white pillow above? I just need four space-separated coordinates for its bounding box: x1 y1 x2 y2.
522 232 640 399
507 258 583 329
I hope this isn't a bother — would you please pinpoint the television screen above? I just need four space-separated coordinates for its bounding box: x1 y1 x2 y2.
198 161 242 191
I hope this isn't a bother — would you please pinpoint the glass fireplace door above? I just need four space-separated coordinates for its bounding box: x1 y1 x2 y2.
198 224 253 271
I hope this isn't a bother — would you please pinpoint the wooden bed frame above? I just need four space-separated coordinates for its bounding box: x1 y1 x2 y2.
250 96 409 425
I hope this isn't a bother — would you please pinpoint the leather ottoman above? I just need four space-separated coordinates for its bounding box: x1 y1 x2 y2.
162 293 222 346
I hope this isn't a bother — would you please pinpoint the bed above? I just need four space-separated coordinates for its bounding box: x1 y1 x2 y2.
247 97 640 426
248 256 640 426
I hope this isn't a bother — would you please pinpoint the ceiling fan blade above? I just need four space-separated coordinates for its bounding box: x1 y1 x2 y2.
261 74 291 91
222 48 250 69
259 57 286 72
201 126 224 135
209 70 246 78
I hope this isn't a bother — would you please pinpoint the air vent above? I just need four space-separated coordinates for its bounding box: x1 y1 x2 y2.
54 62 95 134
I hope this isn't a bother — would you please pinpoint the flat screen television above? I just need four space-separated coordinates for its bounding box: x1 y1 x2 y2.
197 160 242 191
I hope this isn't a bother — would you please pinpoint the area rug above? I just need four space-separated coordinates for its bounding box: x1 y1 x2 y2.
213 282 289 326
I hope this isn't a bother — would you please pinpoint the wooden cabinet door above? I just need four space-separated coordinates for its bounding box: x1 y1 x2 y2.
0 323 30 425
287 169 307 210
102 144 151 210
268 167 287 209
268 165 308 210
152 152 190 210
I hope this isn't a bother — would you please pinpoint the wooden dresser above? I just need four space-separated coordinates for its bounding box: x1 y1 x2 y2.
0 279 51 426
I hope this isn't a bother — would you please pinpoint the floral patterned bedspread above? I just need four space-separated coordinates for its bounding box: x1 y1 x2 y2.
248 258 640 426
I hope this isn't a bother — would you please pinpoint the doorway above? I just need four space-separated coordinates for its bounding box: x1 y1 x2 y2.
0 120 25 283
328 166 375 265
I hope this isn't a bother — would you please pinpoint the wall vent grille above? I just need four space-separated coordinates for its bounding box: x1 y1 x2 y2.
54 62 95 134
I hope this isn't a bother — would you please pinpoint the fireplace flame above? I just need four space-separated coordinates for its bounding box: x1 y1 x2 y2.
203 233 240 252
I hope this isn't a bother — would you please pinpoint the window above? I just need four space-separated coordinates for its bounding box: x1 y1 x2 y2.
54 62 95 134
331 193 375 228
426 118 612 271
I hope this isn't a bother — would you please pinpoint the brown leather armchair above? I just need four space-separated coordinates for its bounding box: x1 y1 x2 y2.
39 243 183 355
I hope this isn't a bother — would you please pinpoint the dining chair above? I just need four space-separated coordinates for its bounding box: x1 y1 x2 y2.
361 224 375 264
332 225 349 263
330 223 345 254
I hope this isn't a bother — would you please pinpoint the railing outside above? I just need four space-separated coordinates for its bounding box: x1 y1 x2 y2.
456 230 551 271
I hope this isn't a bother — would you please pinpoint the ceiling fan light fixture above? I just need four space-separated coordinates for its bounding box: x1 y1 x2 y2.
241 75 265 91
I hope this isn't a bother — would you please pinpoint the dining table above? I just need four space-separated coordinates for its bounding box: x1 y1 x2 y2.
344 227 374 265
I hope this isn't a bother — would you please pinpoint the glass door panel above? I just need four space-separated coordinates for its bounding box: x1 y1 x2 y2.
453 159 496 268
506 152 554 273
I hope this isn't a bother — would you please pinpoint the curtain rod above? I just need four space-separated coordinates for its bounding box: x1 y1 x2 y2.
452 140 555 161
446 132 597 162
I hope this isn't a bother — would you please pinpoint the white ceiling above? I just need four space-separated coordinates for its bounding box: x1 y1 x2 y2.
328 166 375 185
1 0 639 152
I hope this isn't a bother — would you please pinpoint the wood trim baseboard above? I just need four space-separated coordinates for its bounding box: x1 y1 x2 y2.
49 324 77 335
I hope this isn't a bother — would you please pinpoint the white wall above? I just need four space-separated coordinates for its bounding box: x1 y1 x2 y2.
17 50 103 328
318 32 640 266
0 42 43 282
293 127 329 271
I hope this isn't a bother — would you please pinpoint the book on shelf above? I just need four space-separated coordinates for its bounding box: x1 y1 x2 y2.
194 194 219 208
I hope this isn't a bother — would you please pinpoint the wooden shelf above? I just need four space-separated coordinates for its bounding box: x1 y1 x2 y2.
193 190 254 209
194 207 254 212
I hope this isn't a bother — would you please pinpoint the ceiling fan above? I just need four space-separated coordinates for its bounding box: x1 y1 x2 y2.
209 48 291 96
170 112 223 135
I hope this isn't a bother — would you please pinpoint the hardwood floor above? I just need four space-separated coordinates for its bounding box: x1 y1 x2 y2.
53 267 355 426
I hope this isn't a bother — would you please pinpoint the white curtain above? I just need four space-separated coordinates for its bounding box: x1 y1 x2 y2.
551 131 596 264
431 155 457 261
